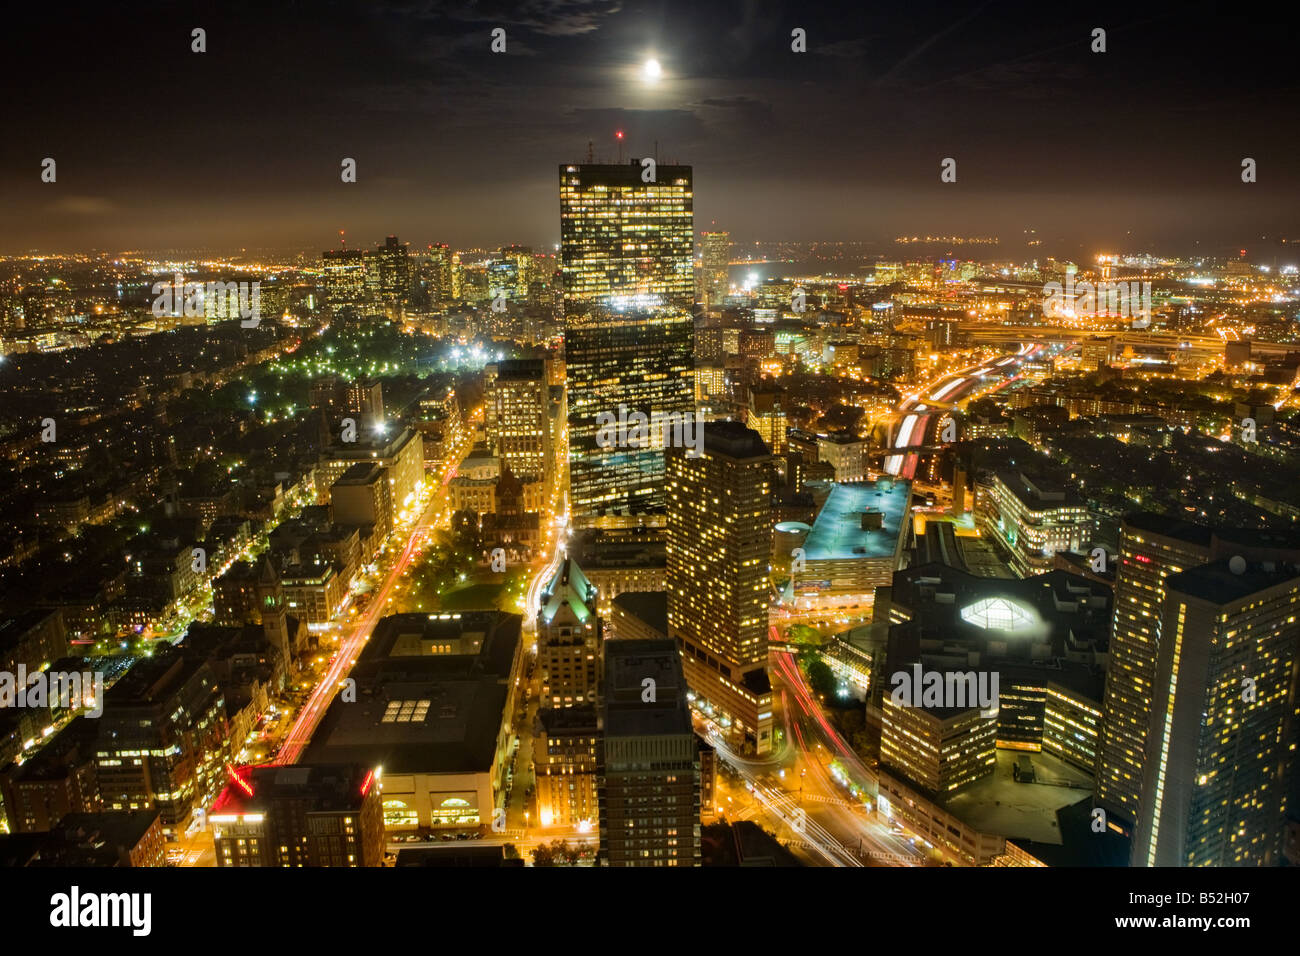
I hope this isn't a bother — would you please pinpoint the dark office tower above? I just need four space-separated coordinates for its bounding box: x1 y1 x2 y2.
564 307 694 527
559 162 694 312
598 639 701 867
1133 561 1300 867
320 248 368 316
371 235 410 318
1096 513 1213 828
666 421 774 756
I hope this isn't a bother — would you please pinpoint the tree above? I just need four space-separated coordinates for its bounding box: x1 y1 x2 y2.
807 659 837 698
530 843 555 867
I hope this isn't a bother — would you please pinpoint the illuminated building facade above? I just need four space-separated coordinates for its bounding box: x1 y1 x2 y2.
1096 513 1211 827
700 230 730 307
975 470 1093 578
564 308 694 526
880 696 996 794
368 235 410 318
746 386 787 455
1133 561 1300 866
666 422 774 755
537 558 601 708
317 426 424 514
485 359 551 492
559 162 694 312
94 650 229 835
534 707 599 830
320 248 367 314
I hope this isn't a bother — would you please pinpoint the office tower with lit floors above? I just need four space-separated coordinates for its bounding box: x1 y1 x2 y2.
559 159 695 527
1133 560 1300 866
598 639 701 867
564 307 694 526
700 230 731 308
558 162 694 311
1096 513 1213 830
485 358 552 497
666 421 774 755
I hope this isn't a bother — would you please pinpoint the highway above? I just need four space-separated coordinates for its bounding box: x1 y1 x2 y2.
883 343 1041 479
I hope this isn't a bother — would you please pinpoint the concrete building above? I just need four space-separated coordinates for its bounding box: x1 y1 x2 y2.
666 422 774 756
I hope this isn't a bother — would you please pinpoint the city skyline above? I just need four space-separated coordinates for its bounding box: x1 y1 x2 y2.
3 1 1300 257
3 0 1300 906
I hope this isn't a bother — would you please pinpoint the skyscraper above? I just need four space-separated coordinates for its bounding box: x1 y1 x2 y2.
564 308 694 526
370 235 410 318
700 230 731 308
1133 560 1300 866
1096 513 1212 827
559 158 696 527
666 421 774 755
485 358 551 494
559 162 694 312
320 248 367 316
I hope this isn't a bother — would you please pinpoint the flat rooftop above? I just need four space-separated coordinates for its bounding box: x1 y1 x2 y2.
803 480 911 562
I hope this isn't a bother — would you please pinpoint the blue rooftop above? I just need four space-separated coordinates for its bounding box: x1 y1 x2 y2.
803 480 911 561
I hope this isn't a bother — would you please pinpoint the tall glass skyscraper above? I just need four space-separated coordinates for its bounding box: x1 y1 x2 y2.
559 160 695 526
558 162 694 312
564 308 693 525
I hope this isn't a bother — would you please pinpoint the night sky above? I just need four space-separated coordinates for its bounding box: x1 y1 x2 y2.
2 0 1298 258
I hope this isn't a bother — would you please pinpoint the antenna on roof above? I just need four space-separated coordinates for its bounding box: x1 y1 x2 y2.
586 140 593 164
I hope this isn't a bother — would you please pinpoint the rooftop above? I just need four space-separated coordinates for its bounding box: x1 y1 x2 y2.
803 479 911 561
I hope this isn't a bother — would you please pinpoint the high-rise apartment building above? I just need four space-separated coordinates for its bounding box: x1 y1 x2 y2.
598 639 701 867
1133 560 1300 866
564 308 694 526
1097 514 1213 828
427 242 454 305
700 231 731 307
666 421 774 755
320 248 368 315
559 162 694 312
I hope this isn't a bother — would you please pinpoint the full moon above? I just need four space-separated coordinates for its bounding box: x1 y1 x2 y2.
642 58 662 83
